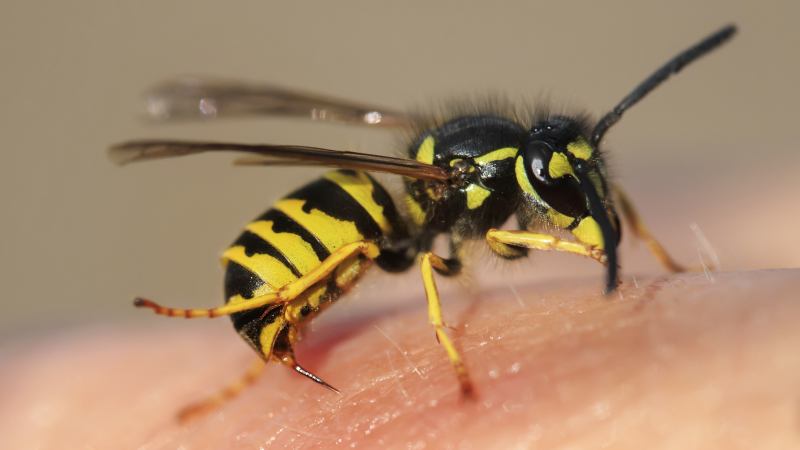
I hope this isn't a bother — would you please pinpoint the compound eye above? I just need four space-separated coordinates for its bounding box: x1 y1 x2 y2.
522 142 588 218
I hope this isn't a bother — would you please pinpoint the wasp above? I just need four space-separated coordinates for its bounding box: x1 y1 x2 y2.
110 25 736 417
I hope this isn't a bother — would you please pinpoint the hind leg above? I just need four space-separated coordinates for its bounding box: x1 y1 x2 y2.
134 241 380 420
134 241 382 318
176 359 267 423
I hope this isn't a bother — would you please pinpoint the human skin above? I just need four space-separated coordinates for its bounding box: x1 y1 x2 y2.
3 150 800 449
1 266 799 449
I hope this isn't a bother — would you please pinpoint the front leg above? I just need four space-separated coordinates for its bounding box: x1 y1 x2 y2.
486 229 607 265
486 228 619 292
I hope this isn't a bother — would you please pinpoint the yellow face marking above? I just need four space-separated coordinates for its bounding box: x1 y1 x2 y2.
516 156 575 228
416 135 435 164
406 194 427 226
567 137 594 160
222 245 298 290
546 209 576 229
323 171 392 234
515 156 539 198
571 216 604 249
245 221 321 275
548 152 574 179
588 170 605 198
276 199 364 253
464 184 492 209
474 147 517 166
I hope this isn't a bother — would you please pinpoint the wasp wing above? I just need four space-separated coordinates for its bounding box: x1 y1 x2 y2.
143 77 420 129
108 140 451 183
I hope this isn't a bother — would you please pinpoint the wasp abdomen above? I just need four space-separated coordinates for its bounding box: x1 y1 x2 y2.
221 170 408 359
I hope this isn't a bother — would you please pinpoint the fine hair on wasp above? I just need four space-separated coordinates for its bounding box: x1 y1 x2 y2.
109 25 736 419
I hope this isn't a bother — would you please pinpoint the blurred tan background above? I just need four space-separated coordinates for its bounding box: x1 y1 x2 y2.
1 1 799 338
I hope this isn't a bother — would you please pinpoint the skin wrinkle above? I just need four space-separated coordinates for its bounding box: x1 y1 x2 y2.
1 269 799 449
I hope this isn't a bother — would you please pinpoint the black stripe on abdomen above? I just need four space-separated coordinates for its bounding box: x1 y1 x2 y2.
286 177 383 240
230 230 302 278
224 260 265 302
255 209 331 262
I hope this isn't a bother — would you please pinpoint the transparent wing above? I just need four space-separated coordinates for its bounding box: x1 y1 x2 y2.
108 140 452 183
143 77 420 129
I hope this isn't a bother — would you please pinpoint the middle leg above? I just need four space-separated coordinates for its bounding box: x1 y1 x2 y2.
419 252 474 398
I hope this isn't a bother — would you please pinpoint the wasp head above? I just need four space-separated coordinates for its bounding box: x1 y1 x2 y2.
517 115 620 291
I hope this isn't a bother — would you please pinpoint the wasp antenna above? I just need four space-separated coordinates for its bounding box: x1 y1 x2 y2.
591 24 737 146
574 163 619 294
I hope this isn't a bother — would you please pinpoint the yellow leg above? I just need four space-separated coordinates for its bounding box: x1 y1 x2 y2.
612 184 685 273
135 241 382 318
177 359 266 423
486 229 607 265
420 252 474 398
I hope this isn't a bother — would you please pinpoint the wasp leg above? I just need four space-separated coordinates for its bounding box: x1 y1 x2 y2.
176 359 267 423
420 252 474 398
486 229 607 265
134 241 382 318
612 183 686 273
133 294 281 318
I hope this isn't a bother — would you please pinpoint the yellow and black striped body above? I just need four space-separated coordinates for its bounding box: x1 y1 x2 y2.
118 26 736 405
222 170 412 362
223 116 620 365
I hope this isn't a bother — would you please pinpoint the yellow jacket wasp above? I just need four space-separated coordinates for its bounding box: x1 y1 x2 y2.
110 25 736 417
